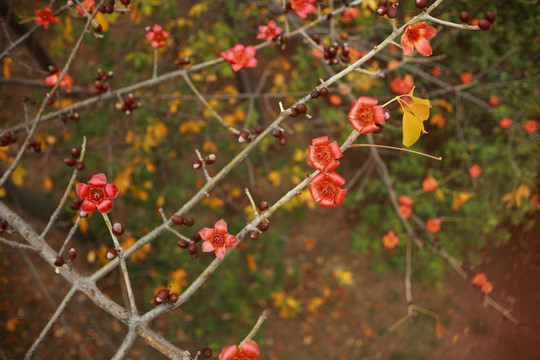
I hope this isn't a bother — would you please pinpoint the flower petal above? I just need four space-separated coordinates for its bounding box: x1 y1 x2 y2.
334 188 348 206
81 200 97 213
215 247 227 259
401 32 414 56
328 141 343 159
319 197 336 207
357 97 378 107
199 228 214 241
323 159 340 173
202 240 215 252
240 340 260 358
89 173 107 187
76 183 89 199
309 183 322 203
231 63 243 72
327 171 346 187
219 345 239 360
97 199 113 213
415 38 433 57
311 136 329 146
423 25 437 39
225 234 238 247
246 58 258 68
373 106 386 125
105 184 119 199
214 219 228 234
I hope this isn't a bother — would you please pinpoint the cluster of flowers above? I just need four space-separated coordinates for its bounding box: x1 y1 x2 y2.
472 273 493 295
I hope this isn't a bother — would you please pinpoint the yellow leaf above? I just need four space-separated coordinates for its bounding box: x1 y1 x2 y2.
203 140 218 153
130 6 142 23
63 16 74 42
155 195 165 209
436 321 446 339
267 170 282 187
169 267 187 294
402 112 425 147
435 189 445 202
515 184 531 207
11 164 27 187
189 2 209 17
430 114 446 128
333 269 353 285
246 254 257 271
43 176 53 191
433 98 454 113
307 297 325 313
0 187 6 198
408 103 431 121
201 196 224 210
451 192 474 211
2 57 12 79
78 216 89 235
94 13 109 32
500 192 514 208
178 120 206 134
5 317 19 332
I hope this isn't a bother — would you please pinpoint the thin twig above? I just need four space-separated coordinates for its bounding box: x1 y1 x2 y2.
241 309 270 346
111 328 137 360
102 213 138 316
0 6 96 188
25 286 78 360
0 237 40 252
41 136 87 237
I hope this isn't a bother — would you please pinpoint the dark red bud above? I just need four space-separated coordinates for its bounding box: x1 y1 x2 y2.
150 296 159 306
71 147 81 158
193 232 202 243
156 288 170 302
75 161 85 170
112 222 125 236
172 215 184 225
258 201 269 211
296 103 307 114
184 216 195 227
177 239 189 249
106 248 118 260
68 248 77 260
64 158 76 167
249 231 259 240
54 256 65 267
258 220 270 232
168 293 179 303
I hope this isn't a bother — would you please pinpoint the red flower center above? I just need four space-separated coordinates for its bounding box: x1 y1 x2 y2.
89 187 106 204
408 28 420 42
313 146 331 163
355 105 374 127
317 180 337 198
210 233 225 248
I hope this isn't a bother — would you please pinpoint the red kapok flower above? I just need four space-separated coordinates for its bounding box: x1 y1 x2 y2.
76 0 95 15
481 281 493 295
309 171 347 208
426 218 441 234
200 219 238 259
348 97 385 134
382 231 399 250
146 24 170 48
472 273 488 287
398 195 414 207
219 339 260 360
76 174 119 214
524 120 538 134
401 22 437 57
257 20 282 42
308 136 343 172
290 0 317 19
461 72 473 84
422 176 438 192
35 7 58 29
390 75 415 94
342 7 361 23
469 164 482 178
220 44 258 72
399 205 412 219
45 71 74 93
488 96 499 106
499 118 512 129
